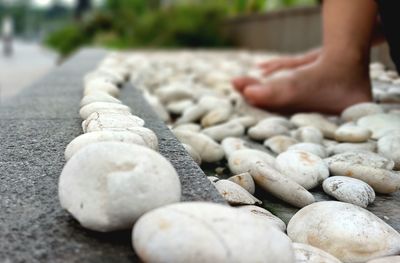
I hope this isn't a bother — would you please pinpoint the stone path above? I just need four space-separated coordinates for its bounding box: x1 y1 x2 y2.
0 49 223 262
0 40 56 102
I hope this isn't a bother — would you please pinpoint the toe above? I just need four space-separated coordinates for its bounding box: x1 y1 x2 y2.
232 77 260 93
243 83 289 109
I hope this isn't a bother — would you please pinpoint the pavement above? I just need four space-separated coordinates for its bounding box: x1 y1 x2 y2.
0 49 224 262
0 40 57 102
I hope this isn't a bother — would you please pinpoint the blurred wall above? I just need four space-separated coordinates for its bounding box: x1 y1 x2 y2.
225 6 394 68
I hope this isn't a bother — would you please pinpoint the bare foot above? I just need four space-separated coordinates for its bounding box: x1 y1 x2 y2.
259 49 321 76
240 54 372 114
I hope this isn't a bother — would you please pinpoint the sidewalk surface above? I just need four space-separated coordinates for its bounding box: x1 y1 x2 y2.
0 40 56 102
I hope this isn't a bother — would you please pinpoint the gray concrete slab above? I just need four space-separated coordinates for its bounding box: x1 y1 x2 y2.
0 49 224 263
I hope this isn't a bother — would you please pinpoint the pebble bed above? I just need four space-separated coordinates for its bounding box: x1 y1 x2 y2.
59 50 400 263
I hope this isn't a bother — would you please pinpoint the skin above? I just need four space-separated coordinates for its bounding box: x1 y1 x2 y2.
233 0 381 114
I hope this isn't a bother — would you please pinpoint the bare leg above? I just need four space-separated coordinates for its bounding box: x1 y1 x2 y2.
235 0 377 114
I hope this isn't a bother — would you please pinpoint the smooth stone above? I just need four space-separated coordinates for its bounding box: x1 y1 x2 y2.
293 243 342 263
367 256 400 263
334 123 372 143
80 93 122 107
341 102 384 122
84 78 120 97
59 142 181 232
214 180 261 205
250 161 315 208
182 143 202 165
166 99 194 115
64 131 148 160
122 126 159 151
248 118 290 141
230 115 257 128
83 112 145 133
221 137 250 158
175 104 208 125
322 176 375 208
198 95 232 110
357 113 400 139
264 135 298 154
287 201 400 263
378 134 400 170
288 142 327 158
328 161 400 194
154 84 193 103
292 126 324 144
228 149 275 175
132 202 295 263
328 141 377 155
237 205 286 232
201 106 232 127
290 113 338 139
79 102 131 120
275 150 329 190
202 120 245 142
173 123 201 133
173 130 224 163
228 172 256 194
325 151 395 170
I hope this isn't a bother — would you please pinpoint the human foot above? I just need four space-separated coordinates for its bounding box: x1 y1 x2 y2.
240 55 372 114
259 49 321 76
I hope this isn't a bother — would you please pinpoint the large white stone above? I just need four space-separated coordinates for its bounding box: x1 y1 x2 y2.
290 113 338 138
322 176 375 208
59 142 181 232
214 180 261 205
80 92 122 107
292 126 324 144
221 137 250 158
248 117 290 141
64 131 148 160
288 201 400 263
83 112 145 133
357 113 400 139
174 130 224 162
341 102 384 122
79 102 131 120
288 142 327 158
132 202 295 263
275 150 329 190
264 135 298 154
334 123 372 143
202 120 245 142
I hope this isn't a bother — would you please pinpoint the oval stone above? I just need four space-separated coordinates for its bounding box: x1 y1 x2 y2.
288 201 400 263
133 202 295 263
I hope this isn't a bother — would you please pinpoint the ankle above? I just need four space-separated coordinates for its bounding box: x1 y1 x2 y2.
320 48 369 70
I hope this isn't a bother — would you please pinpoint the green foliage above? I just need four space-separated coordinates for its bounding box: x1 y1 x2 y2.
44 0 318 56
44 24 87 55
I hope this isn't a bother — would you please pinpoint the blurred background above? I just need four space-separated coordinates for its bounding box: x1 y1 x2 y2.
0 0 391 101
